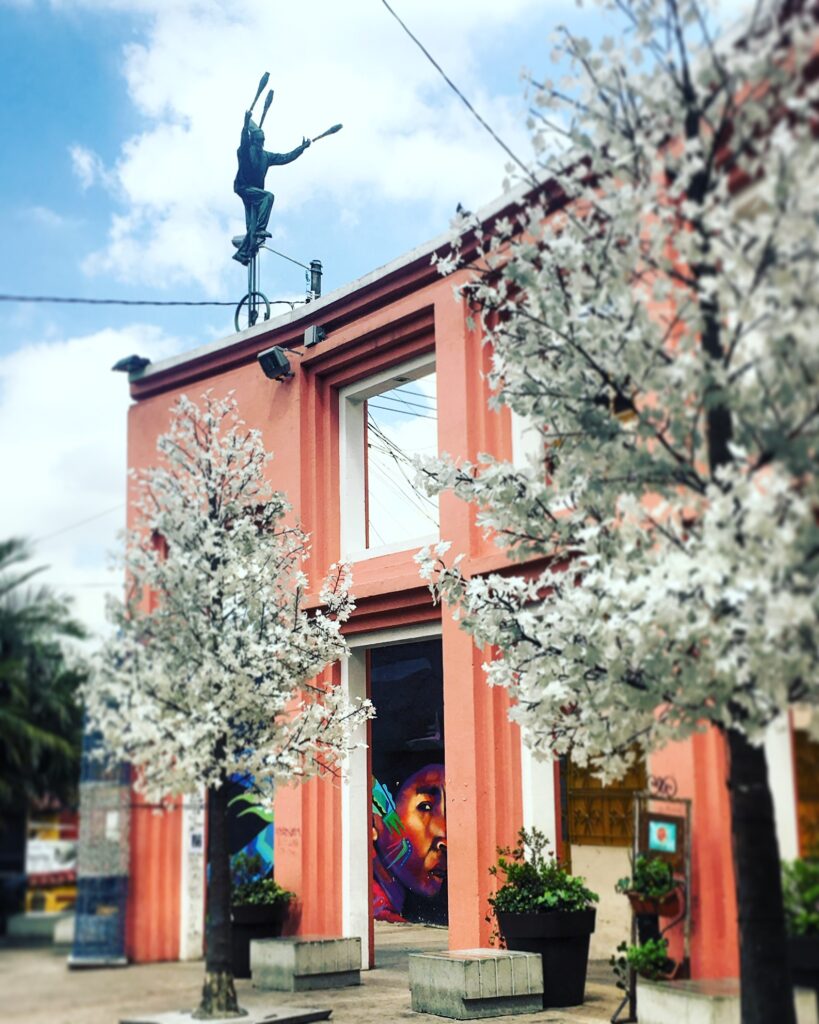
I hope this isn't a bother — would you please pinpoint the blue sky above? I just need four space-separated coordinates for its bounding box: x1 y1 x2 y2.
0 0 746 638
0 0 589 349
1 0 598 637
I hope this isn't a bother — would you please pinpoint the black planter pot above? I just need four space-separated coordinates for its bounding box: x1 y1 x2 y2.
496 908 596 1008
788 934 819 995
230 903 288 979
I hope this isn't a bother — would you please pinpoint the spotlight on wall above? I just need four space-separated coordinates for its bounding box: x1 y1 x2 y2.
304 325 326 348
257 345 293 381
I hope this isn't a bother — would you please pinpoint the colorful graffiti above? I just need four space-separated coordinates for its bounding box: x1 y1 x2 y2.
372 764 446 923
226 779 274 874
370 640 446 925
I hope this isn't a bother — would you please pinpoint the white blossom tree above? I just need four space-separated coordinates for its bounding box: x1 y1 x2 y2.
418 2 818 1021
84 393 371 1018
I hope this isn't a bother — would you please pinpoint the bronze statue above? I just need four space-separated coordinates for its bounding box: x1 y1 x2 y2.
232 104 311 266
231 74 342 281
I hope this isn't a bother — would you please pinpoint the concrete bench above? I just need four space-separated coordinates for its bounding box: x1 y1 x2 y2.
638 978 818 1024
251 935 361 992
409 948 544 1019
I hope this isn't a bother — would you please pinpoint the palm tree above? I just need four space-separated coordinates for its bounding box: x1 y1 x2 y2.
0 538 86 813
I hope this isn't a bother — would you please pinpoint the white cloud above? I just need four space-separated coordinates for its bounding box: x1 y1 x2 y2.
69 144 116 192
0 324 183 639
26 205 77 229
60 0 553 293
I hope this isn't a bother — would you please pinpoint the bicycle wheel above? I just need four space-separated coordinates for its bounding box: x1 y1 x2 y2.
234 291 271 332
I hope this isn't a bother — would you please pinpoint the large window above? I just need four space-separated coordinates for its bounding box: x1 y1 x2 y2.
339 355 438 559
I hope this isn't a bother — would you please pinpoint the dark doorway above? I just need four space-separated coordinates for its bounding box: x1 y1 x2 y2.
370 638 447 927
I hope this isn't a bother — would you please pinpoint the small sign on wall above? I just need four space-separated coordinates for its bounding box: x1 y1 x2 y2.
640 813 685 872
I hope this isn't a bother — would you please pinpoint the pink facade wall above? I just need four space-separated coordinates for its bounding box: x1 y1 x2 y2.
123 202 748 978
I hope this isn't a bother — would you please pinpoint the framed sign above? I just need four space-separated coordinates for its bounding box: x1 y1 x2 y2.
640 812 686 872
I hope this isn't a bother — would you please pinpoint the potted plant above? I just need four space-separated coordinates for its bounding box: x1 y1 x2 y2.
782 858 819 996
615 855 682 917
230 853 294 979
611 937 675 988
488 827 599 1008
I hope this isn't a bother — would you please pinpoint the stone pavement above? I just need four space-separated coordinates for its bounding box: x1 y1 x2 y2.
1 922 620 1024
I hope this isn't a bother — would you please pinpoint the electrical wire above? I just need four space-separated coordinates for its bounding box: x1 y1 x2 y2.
368 456 439 526
379 0 536 186
0 293 305 310
368 417 440 511
375 391 438 413
369 401 437 421
50 581 120 589
34 504 125 543
392 384 438 406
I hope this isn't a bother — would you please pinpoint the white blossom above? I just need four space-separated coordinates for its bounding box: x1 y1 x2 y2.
416 0 819 780
83 392 373 803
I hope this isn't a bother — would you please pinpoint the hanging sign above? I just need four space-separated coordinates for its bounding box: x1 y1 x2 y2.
640 812 686 872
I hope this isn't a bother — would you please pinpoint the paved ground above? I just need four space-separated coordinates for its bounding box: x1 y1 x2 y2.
1 922 621 1024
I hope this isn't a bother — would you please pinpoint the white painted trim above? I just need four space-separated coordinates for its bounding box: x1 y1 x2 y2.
510 410 543 469
339 352 436 404
344 533 437 564
764 714 800 861
339 387 367 555
178 791 206 961
338 353 437 560
340 621 443 970
340 653 370 970
520 742 558 850
346 620 442 650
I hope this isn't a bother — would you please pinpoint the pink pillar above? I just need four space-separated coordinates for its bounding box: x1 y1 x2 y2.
650 727 739 978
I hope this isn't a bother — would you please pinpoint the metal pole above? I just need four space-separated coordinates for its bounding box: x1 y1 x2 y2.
310 259 323 300
247 257 254 327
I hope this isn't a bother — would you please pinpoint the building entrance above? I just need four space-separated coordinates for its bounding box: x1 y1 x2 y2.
369 639 447 927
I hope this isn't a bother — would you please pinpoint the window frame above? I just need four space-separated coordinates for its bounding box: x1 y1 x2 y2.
338 352 438 562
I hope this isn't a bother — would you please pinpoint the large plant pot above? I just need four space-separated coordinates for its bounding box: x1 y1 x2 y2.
788 934 819 994
496 909 596 1008
230 903 288 979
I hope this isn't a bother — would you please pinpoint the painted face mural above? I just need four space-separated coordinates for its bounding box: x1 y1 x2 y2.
374 764 446 902
370 640 446 924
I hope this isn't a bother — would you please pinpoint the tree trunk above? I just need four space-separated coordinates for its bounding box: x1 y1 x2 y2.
726 728 795 1024
193 783 245 1019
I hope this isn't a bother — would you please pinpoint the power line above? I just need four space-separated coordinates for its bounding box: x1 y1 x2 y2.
369 401 437 421
52 581 120 589
35 504 125 543
379 0 536 186
0 294 304 310
376 391 438 413
393 384 437 406
368 417 439 511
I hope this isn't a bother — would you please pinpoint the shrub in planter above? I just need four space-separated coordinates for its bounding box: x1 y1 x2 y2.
615 855 681 917
230 853 294 979
611 937 675 988
488 827 598 1008
782 858 819 994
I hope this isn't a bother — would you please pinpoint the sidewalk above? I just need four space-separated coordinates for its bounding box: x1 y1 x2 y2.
1 922 620 1024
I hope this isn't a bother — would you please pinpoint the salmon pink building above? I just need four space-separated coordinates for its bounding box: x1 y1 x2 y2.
114 186 818 980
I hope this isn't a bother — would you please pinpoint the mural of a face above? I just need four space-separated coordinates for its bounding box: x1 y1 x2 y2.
376 764 446 899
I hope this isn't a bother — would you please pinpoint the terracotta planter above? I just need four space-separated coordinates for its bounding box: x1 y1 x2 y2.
230 902 289 979
626 889 682 918
496 908 596 1008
